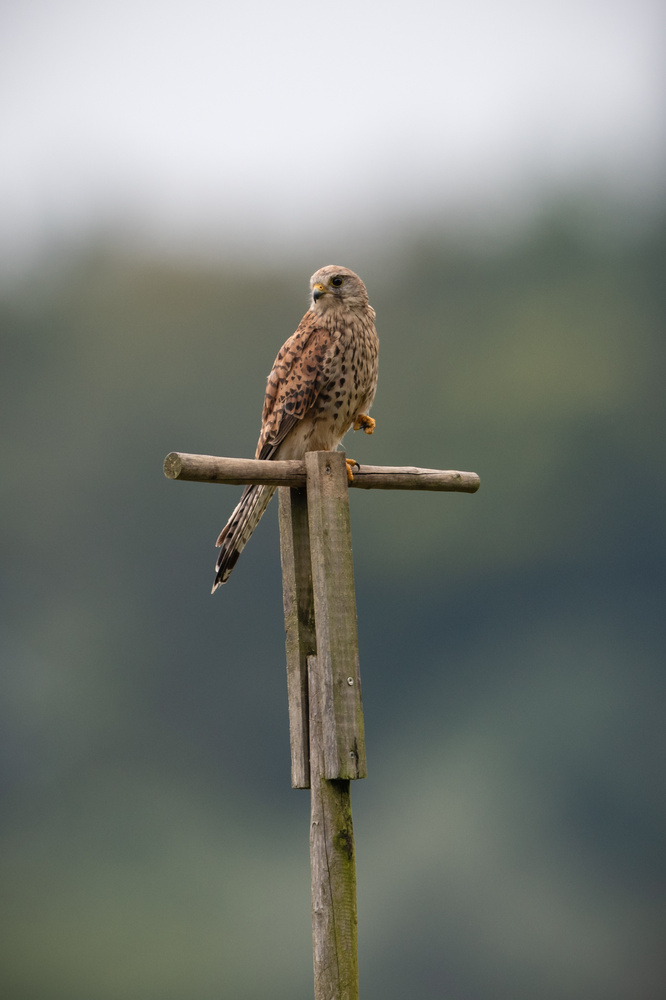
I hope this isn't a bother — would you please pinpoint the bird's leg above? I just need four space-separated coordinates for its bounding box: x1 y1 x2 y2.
353 413 375 434
348 414 374 480
345 457 360 482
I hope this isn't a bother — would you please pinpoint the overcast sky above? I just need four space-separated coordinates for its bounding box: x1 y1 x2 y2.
1 0 664 273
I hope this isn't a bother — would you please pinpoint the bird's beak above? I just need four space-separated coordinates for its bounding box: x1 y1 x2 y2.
312 283 326 302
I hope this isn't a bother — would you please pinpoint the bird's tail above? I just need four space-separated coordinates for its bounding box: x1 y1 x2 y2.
211 484 276 592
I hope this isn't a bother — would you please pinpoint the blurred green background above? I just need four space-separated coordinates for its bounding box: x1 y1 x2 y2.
2 2 665 998
3 209 665 1000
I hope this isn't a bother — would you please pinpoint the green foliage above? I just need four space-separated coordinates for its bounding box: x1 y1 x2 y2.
1 207 664 999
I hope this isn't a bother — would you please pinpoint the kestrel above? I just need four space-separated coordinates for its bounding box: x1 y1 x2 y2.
212 265 379 592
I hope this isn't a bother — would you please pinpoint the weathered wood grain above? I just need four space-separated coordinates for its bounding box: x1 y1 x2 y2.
347 464 479 491
305 451 366 782
164 452 306 486
308 654 359 1000
278 487 315 789
164 452 480 493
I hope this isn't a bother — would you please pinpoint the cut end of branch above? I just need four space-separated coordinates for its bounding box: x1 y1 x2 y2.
163 453 184 479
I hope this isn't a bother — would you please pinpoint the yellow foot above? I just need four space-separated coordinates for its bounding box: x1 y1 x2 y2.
354 413 376 435
346 458 360 482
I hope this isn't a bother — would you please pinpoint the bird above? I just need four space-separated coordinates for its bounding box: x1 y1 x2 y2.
211 264 379 592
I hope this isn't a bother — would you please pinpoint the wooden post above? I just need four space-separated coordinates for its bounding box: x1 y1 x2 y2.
278 486 313 789
164 449 480 1000
278 452 364 998
304 452 365 781
308 654 359 1000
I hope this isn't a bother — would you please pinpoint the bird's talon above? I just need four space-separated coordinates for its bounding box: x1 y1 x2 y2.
345 458 360 482
354 414 375 435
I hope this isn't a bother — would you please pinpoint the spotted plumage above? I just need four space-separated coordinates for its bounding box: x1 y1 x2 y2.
212 265 379 592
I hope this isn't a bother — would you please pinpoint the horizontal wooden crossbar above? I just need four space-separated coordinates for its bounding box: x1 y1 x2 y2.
164 452 480 493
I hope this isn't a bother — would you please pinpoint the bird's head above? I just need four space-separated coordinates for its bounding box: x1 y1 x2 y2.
310 265 369 312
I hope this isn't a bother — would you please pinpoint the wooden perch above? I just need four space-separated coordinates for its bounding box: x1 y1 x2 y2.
164 447 480 1000
164 451 480 492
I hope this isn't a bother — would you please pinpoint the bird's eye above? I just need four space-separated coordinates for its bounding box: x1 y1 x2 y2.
330 276 344 287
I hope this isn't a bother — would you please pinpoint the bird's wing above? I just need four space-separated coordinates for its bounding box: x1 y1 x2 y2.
256 313 330 460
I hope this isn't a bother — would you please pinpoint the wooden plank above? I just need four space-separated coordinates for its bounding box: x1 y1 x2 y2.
308 654 359 1000
305 451 366 781
164 452 480 493
278 487 315 789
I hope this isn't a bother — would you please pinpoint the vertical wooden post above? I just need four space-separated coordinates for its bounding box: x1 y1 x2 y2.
304 451 366 781
278 486 315 789
308 653 359 1000
278 451 364 1000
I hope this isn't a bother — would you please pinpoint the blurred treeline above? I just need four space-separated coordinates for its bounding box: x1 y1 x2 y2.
1 206 665 999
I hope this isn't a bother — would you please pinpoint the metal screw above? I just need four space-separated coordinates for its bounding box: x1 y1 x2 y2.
347 676 354 685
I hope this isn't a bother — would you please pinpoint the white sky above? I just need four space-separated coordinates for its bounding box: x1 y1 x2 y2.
1 0 664 272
